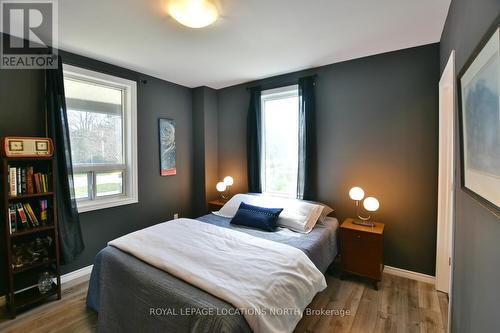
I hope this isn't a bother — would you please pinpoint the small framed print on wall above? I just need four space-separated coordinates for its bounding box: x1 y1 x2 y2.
159 118 176 176
458 19 500 214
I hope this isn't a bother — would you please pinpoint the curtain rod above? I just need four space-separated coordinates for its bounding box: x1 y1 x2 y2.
245 74 318 91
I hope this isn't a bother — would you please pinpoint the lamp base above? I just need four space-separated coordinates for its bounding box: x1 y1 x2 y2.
352 219 375 227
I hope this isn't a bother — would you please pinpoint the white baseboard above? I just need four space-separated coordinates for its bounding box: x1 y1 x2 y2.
60 264 93 284
384 265 435 285
13 264 433 285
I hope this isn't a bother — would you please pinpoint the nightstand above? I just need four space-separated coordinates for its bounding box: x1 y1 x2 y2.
340 218 385 290
208 199 227 211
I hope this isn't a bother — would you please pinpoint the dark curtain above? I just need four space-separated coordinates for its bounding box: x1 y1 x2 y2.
46 56 85 264
297 76 317 200
246 86 262 193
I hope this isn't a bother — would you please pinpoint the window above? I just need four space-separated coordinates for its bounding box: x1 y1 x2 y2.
63 64 138 212
261 85 299 197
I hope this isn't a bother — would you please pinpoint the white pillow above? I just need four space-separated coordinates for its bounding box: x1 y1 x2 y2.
213 194 325 233
302 200 334 222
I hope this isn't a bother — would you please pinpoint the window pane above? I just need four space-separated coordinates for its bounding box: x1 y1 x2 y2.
263 94 299 196
96 172 123 197
64 77 124 165
73 173 89 199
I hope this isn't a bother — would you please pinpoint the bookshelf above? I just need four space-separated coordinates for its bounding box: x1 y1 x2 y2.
1 157 61 318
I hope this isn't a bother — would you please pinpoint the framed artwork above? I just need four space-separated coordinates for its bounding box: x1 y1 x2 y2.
159 118 176 176
458 21 500 214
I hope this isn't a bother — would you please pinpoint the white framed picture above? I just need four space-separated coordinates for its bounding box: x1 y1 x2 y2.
458 23 500 213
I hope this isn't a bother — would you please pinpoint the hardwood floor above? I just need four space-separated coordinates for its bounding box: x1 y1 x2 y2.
295 273 448 333
0 275 97 333
0 272 448 333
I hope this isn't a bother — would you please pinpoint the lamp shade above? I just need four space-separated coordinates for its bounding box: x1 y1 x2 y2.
223 176 234 186
216 182 226 192
363 197 380 212
349 187 365 201
168 0 218 28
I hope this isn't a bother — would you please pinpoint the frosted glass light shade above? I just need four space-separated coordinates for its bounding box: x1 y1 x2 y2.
363 197 380 212
168 0 218 28
223 176 234 186
349 187 365 201
216 182 226 192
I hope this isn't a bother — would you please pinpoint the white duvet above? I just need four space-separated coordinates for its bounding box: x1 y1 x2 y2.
109 218 327 333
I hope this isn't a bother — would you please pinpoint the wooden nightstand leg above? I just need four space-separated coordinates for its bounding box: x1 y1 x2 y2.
373 280 379 291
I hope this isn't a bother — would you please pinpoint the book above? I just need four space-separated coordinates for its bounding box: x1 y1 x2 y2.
16 203 28 228
23 204 34 227
8 205 17 234
24 203 39 227
9 167 17 196
16 168 21 195
34 173 41 193
29 203 39 226
20 167 27 194
40 199 48 225
8 207 12 234
43 174 48 192
27 166 34 194
7 166 50 195
8 206 11 234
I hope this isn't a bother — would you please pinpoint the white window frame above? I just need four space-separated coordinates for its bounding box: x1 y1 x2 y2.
260 84 299 198
63 64 138 213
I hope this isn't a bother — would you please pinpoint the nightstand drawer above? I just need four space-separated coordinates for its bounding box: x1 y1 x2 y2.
341 228 383 280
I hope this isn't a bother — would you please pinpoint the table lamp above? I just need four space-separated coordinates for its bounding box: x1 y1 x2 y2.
216 182 227 200
349 187 379 227
216 176 234 200
223 176 234 198
349 186 365 216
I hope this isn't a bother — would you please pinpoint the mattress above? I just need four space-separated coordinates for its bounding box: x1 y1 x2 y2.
86 214 338 333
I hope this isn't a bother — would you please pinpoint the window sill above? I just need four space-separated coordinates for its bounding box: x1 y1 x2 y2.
76 196 138 213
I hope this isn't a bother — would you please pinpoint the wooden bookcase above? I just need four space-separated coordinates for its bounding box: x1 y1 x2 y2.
1 157 61 318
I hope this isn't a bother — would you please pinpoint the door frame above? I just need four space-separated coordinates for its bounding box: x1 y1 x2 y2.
436 50 455 332
436 50 455 293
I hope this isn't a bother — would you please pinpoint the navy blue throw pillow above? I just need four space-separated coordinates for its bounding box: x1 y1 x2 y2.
230 202 283 232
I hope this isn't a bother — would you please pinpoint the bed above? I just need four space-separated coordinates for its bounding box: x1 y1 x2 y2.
86 213 338 333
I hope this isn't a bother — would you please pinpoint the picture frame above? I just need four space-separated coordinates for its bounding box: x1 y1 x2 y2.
458 18 500 214
158 118 177 176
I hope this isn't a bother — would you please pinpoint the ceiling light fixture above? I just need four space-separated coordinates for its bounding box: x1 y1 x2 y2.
168 0 218 29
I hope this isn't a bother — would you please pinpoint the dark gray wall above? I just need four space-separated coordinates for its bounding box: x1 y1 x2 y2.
440 1 500 332
192 87 207 215
192 86 218 216
218 44 440 275
203 88 219 202
0 50 194 283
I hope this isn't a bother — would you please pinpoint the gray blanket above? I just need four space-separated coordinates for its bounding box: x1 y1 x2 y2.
86 214 338 333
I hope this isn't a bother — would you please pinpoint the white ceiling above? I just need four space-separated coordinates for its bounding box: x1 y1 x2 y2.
55 0 451 89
